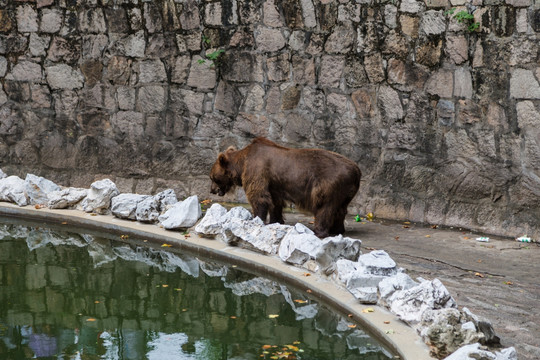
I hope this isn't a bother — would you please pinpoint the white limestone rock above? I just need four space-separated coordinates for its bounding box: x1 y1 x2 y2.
315 235 362 274
194 203 229 236
378 272 418 300
357 250 397 276
389 278 457 324
158 195 202 229
47 187 88 209
0 176 28 206
443 343 517 360
278 223 322 265
224 277 281 297
24 174 61 205
135 196 160 223
222 217 292 254
0 169 6 179
335 251 398 304
81 179 120 214
111 193 150 220
154 189 177 210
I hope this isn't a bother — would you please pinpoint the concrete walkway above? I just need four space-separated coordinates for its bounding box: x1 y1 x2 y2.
286 212 540 360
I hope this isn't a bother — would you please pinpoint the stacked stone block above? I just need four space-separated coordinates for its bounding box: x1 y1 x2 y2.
0 0 539 237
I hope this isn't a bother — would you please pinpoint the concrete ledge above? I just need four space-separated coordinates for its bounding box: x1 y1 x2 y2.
0 202 433 360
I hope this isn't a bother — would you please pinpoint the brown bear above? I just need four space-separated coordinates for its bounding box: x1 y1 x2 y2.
209 137 361 238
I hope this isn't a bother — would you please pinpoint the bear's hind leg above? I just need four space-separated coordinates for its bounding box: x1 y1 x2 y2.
269 197 284 224
329 206 347 235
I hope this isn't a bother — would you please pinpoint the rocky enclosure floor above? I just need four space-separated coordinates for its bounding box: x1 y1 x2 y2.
285 212 540 360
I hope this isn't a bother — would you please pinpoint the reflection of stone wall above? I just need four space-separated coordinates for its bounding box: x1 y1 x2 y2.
0 228 381 358
0 1 539 237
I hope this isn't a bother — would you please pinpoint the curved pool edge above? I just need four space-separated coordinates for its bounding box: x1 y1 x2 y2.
0 202 433 360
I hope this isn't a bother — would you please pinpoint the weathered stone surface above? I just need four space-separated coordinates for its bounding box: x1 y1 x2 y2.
446 35 468 64
7 61 42 82
401 0 425 13
0 176 28 206
255 26 286 52
278 223 321 265
111 193 149 220
388 279 457 324
267 53 289 82
281 84 301 110
364 53 385 83
263 0 283 27
315 235 362 274
223 217 292 254
426 70 454 98
47 187 88 209
45 64 84 90
215 81 242 115
516 101 540 129
78 8 106 33
379 272 418 300
135 196 160 223
378 86 404 121
139 59 167 83
158 195 201 229
319 55 345 88
24 174 61 205
510 68 540 99
114 31 146 58
172 55 191 84
17 5 38 33
325 25 355 54
137 86 166 113
40 9 63 33
81 179 120 214
195 203 229 236
443 343 517 360
401 15 419 37
421 10 446 35
352 89 375 118
187 56 217 90
452 68 472 100
301 0 317 28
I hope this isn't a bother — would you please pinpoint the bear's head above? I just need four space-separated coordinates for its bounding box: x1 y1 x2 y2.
210 146 238 196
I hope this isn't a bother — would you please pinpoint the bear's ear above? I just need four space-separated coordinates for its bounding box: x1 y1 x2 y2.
225 145 237 153
218 153 228 167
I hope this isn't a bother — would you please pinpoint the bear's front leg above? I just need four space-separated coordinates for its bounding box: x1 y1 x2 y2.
268 197 284 224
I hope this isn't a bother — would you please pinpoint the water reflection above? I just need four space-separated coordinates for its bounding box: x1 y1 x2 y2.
0 223 392 359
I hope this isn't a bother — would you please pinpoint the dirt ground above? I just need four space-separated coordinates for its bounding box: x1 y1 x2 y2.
285 212 540 360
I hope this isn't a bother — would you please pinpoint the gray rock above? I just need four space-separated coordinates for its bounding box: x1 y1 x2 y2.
358 250 397 276
139 59 167 83
378 272 418 300
443 343 517 360
510 68 540 99
158 195 202 229
388 278 457 324
420 308 485 358
199 261 228 277
278 223 322 265
47 187 88 209
45 64 84 90
40 9 63 33
7 60 42 82
17 4 38 32
0 176 28 206
111 193 149 220
224 277 281 297
315 235 362 274
222 218 292 254
135 196 160 223
194 203 229 236
335 258 393 303
81 179 120 214
421 10 446 36
24 174 61 205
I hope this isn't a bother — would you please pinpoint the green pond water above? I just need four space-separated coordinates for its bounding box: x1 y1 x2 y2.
0 221 392 360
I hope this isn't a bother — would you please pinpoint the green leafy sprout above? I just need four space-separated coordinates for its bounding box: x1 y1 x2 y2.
445 8 480 32
197 49 225 67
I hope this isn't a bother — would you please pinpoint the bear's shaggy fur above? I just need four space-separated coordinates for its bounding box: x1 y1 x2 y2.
209 137 361 238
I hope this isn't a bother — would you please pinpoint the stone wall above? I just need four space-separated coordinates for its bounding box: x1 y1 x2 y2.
0 0 539 238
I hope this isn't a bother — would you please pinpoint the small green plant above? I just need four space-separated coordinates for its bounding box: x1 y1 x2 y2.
445 8 480 32
197 49 225 67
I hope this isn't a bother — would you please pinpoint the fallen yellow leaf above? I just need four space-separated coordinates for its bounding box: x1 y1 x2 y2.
293 299 308 304
161 243 172 247
162 284 169 288
362 308 375 313
230 316 237 319
475 272 485 278
348 324 357 328
262 345 273 350
86 318 96 322
302 273 311 277
268 314 279 319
